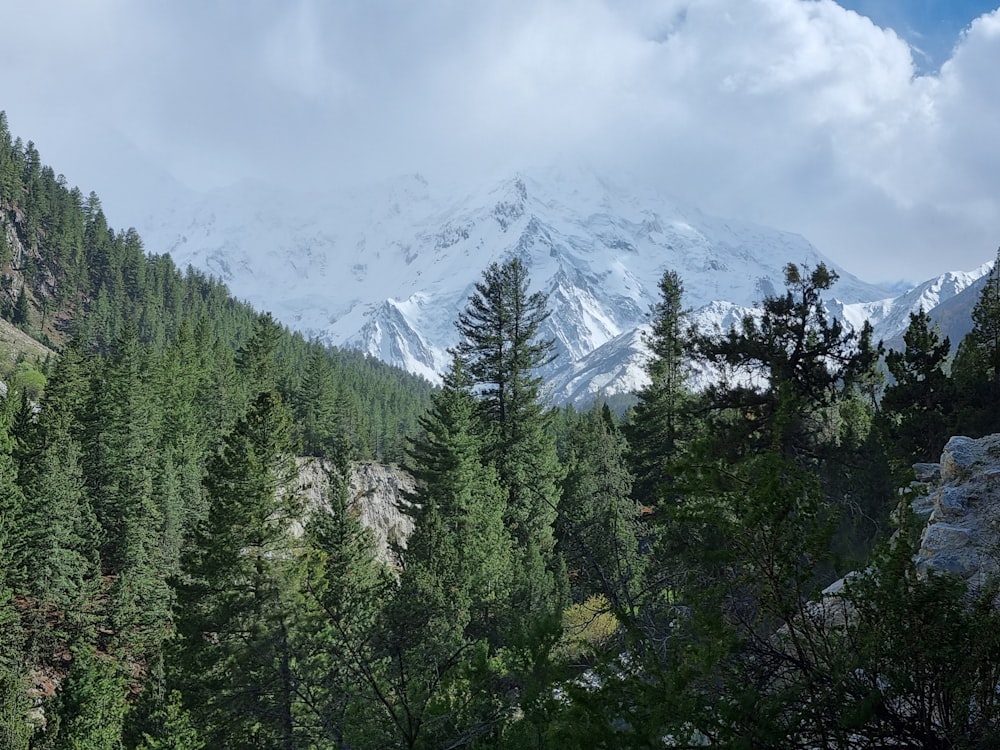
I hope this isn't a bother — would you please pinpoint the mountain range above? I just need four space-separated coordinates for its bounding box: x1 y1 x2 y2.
135 166 992 405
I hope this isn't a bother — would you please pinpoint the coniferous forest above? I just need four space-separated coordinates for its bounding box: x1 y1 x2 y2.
4 115 1000 748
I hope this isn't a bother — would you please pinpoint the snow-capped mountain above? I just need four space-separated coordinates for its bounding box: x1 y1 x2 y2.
136 167 974 406
834 263 993 345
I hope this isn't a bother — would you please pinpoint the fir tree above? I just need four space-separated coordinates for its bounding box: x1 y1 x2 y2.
366 358 512 748
50 644 129 750
173 386 304 747
452 258 564 627
882 309 953 464
557 405 642 607
626 269 691 506
952 248 1000 436
296 458 392 748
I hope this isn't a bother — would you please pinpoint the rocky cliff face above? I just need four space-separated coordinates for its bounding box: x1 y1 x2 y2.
297 458 415 568
909 434 1000 591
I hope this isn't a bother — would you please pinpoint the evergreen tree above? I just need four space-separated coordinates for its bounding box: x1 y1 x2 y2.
12 285 29 328
952 248 1000 436
452 257 564 627
173 383 304 747
626 269 691 506
135 691 204 750
0 396 30 750
557 405 642 607
297 458 392 748
296 346 340 458
882 309 953 465
367 358 512 748
84 323 171 656
691 263 864 464
49 644 129 750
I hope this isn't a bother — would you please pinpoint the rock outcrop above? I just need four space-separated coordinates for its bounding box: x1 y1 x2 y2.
296 458 415 568
909 433 1000 590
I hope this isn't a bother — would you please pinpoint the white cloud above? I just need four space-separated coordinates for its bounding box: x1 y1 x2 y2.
2 0 1000 282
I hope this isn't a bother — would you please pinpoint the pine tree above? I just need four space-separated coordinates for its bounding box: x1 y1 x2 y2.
405 356 512 631
952 248 1000 436
296 346 340 457
691 263 863 463
452 258 564 622
296 458 392 748
365 358 512 748
84 322 171 656
0 398 30 750
557 405 641 607
173 381 304 747
626 269 691 506
50 644 129 750
135 691 204 750
882 309 953 464
11 285 29 328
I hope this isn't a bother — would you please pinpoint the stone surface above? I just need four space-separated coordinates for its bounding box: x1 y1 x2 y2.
912 462 941 482
912 434 1000 587
296 458 415 568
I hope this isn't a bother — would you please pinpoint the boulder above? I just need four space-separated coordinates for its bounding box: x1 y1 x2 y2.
912 434 1000 588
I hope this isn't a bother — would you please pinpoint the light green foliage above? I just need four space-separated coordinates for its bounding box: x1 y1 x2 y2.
12 361 45 400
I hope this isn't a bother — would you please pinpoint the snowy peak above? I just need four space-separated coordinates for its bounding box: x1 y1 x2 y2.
134 166 921 406
835 262 993 344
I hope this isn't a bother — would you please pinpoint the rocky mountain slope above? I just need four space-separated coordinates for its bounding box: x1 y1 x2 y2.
135 168 991 405
297 458 414 568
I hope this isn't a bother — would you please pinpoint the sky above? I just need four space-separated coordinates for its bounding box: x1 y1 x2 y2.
1 0 999 285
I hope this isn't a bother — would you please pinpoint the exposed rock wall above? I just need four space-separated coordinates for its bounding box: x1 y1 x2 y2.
296 458 415 568
909 433 1000 590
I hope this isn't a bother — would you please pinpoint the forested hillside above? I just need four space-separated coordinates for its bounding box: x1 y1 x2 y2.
3 114 1000 748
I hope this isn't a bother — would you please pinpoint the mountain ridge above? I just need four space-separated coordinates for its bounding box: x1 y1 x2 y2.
135 167 989 404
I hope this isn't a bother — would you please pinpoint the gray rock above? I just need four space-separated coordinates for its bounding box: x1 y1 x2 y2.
912 462 940 482
911 434 1000 590
940 436 979 482
296 458 415 568
935 485 969 515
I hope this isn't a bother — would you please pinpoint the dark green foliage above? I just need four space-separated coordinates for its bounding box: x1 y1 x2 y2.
297 459 392 748
557 405 642 606
953 248 1000 436
49 644 129 750
361 358 512 748
7 110 1000 747
12 286 29 328
174 386 303 748
882 308 953 464
0 404 30 750
626 269 691 506
403 357 512 636
692 263 865 461
135 690 204 750
452 257 565 629
454 256 555 433
0 667 31 750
